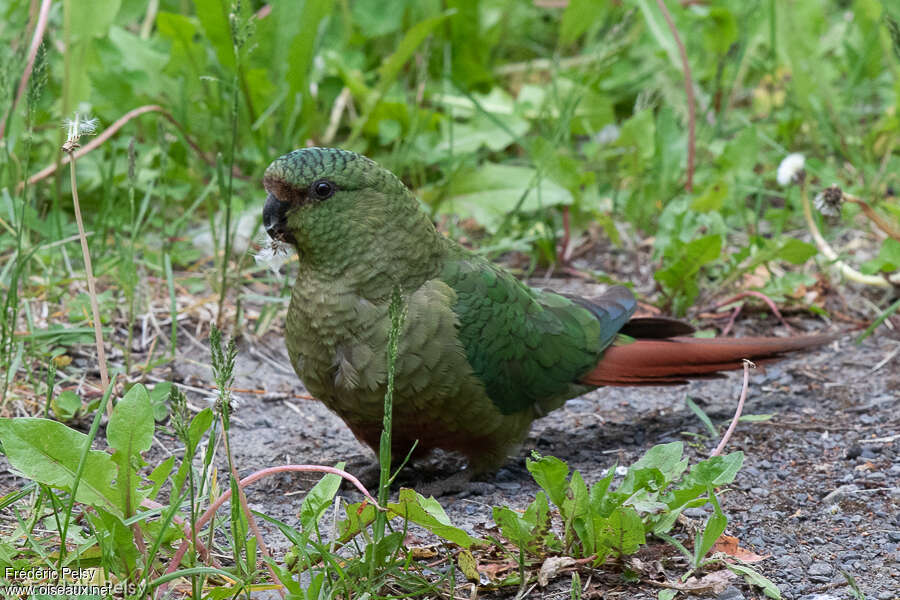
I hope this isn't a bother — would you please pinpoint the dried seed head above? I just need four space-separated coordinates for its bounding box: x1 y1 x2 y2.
61 112 98 152
814 184 844 218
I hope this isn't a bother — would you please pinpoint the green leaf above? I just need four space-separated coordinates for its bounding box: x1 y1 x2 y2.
148 382 172 421
389 488 481 548
631 442 688 483
685 397 718 437
560 0 607 45
684 452 745 488
526 454 570 509
108 385 154 516
187 408 214 454
299 463 345 533
691 180 729 212
147 456 175 501
725 563 783 599
51 391 82 422
70 0 120 41
655 234 723 315
861 238 900 274
0 418 120 515
284 0 334 117
778 238 818 265
108 384 154 456
739 413 775 422
351 0 409 37
599 506 645 556
436 113 529 155
435 164 574 232
694 506 727 566
375 10 454 98
193 0 237 71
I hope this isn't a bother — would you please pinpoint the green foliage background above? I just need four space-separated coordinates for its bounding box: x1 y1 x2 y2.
1 0 899 366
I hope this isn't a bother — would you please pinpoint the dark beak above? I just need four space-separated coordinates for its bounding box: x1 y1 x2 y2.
263 193 294 244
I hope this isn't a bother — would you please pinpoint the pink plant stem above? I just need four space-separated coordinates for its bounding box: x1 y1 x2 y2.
712 291 795 333
157 464 381 597
0 0 51 141
24 105 211 189
711 360 753 457
655 0 695 191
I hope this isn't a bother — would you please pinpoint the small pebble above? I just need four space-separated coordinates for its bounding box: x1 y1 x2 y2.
716 586 745 600
807 561 833 582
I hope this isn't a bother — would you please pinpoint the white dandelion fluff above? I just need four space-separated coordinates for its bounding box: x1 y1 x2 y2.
776 152 805 186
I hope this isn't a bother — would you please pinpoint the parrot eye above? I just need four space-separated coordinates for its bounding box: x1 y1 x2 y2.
311 179 335 200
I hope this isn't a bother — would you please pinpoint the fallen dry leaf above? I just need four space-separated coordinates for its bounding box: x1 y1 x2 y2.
538 556 576 587
651 569 736 594
712 535 770 563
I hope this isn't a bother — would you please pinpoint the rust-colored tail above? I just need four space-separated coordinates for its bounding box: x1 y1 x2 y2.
581 334 835 386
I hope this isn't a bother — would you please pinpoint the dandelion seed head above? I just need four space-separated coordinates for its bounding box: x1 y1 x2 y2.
254 236 291 278
814 184 844 218
776 152 805 186
62 112 99 148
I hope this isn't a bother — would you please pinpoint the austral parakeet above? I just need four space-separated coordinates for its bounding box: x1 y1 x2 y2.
263 147 831 474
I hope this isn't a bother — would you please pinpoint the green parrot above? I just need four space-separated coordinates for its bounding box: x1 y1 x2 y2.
262 147 830 475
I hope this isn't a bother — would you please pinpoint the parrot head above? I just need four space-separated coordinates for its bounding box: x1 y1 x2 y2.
262 147 443 289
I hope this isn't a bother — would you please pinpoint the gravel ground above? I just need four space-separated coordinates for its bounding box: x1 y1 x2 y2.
1 261 897 598
162 300 899 600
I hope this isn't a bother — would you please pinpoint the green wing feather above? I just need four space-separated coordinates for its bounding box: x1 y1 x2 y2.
439 250 637 415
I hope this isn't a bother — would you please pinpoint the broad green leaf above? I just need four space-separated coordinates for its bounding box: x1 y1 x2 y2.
193 0 237 71
778 238 818 265
0 418 120 515
694 505 727 565
389 489 481 548
108 385 154 516
526 454 570 509
691 180 729 212
285 0 334 117
299 463 345 533
682 452 744 489
560 0 607 45
108 384 154 456
148 382 172 421
89 507 140 574
631 442 688 483
435 113 529 155
187 408 215 453
435 164 573 232
375 10 454 98
71 0 120 41
861 238 900 274
599 506 645 556
352 0 410 37
51 391 82 422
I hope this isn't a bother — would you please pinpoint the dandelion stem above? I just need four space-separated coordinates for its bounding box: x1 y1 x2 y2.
66 154 111 409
